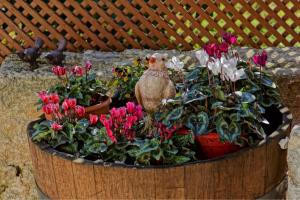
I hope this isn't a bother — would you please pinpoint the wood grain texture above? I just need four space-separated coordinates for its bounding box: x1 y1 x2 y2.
72 162 97 199
52 155 76 199
242 145 266 198
265 137 287 193
34 144 58 199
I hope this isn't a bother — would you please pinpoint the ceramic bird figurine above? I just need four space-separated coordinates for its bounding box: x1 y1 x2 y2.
45 39 67 66
135 53 176 113
17 37 44 70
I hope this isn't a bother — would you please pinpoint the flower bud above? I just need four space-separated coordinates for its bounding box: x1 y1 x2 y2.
89 114 98 125
51 122 63 131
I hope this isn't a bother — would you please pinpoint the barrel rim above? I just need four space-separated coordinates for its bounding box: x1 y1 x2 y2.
27 106 291 169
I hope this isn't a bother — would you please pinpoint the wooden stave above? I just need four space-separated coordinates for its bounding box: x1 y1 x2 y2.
27 107 292 199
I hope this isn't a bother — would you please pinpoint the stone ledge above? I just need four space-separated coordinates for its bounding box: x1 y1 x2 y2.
288 125 300 200
1 47 299 79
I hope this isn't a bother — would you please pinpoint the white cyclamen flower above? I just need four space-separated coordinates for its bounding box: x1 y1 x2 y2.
161 98 176 105
166 56 184 71
221 57 238 72
195 50 209 67
207 58 221 76
220 57 242 81
227 68 246 82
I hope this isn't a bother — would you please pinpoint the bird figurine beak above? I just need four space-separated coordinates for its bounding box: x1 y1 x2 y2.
149 56 156 64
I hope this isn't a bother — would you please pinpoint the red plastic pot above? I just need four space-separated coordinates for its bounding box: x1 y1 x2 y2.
45 97 112 120
195 132 240 159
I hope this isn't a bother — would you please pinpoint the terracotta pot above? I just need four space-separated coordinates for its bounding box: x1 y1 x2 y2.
45 97 112 120
195 132 240 159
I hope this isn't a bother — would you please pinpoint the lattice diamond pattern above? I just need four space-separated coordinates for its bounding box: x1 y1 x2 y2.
0 0 299 63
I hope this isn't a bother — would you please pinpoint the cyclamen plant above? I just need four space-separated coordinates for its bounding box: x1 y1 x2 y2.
157 32 280 145
38 61 107 110
33 100 195 165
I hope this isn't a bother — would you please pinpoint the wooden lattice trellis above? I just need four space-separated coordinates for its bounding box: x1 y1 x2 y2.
0 0 299 63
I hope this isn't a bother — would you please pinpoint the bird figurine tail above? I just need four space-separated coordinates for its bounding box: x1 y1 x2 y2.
57 39 67 51
34 37 44 49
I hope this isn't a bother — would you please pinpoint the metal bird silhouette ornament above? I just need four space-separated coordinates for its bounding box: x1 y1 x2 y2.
135 53 176 113
45 39 67 66
17 37 44 70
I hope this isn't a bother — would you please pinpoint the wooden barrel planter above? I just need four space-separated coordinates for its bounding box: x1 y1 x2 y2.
27 107 292 199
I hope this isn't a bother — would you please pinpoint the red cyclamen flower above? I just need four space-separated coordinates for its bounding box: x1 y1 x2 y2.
222 32 237 45
49 93 59 104
72 66 84 76
252 50 267 67
52 66 66 76
203 43 218 57
42 104 53 115
219 42 229 53
85 61 92 71
157 123 177 141
51 122 63 131
75 106 85 117
62 98 77 110
89 114 98 125
38 91 50 104
42 103 59 115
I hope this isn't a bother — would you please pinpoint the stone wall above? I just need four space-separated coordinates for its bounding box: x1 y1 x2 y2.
0 47 299 199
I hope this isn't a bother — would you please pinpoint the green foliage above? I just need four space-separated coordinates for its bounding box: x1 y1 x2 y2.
108 59 146 102
32 117 196 166
155 57 280 145
49 72 107 106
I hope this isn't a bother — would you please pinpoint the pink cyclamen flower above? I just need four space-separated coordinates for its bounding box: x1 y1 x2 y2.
134 105 143 120
110 107 120 119
119 107 127 118
62 101 69 111
89 114 98 125
252 50 268 67
38 91 50 104
75 106 85 117
72 66 84 76
99 115 112 129
124 116 138 129
49 93 59 104
106 128 117 143
52 66 66 76
85 61 92 71
126 102 135 114
99 114 107 123
51 103 60 113
222 32 237 45
51 122 63 131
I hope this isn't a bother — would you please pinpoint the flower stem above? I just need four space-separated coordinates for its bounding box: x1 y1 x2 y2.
260 65 262 98
206 60 211 86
